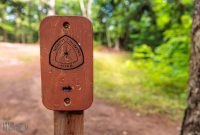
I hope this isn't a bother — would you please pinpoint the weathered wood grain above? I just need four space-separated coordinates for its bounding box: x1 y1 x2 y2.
54 111 84 135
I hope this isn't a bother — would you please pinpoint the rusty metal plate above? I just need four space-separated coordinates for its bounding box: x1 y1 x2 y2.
40 16 93 110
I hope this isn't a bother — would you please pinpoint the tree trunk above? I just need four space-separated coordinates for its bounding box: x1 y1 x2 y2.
79 0 87 17
87 0 93 19
16 11 20 43
181 0 200 134
114 38 120 51
38 0 42 21
21 33 26 43
30 31 33 43
48 0 55 15
79 0 93 19
122 26 130 48
3 30 8 42
106 24 112 48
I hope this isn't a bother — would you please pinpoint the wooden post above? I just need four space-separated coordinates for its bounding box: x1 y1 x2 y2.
40 16 93 135
54 111 84 135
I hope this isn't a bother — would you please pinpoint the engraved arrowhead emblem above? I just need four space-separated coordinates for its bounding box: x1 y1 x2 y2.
49 35 84 70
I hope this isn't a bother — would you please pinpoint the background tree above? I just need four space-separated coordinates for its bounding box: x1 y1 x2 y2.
79 0 93 19
0 0 49 43
181 0 200 134
48 0 55 15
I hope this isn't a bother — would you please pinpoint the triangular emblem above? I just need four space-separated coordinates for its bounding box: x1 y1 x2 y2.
49 35 84 70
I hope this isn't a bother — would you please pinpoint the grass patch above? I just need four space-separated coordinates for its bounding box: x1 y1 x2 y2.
94 51 187 119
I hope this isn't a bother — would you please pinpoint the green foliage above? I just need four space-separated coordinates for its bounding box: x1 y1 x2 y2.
92 0 194 50
0 0 48 43
129 11 191 116
132 43 189 94
125 2 192 118
55 0 81 15
130 2 191 94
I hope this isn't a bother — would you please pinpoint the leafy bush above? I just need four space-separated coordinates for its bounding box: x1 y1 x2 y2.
131 13 191 102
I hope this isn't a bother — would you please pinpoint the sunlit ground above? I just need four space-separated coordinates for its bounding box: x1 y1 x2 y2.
94 50 186 119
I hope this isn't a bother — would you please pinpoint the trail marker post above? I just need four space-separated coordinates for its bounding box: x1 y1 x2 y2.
40 16 93 135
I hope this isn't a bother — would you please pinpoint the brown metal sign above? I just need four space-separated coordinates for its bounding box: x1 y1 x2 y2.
40 16 93 110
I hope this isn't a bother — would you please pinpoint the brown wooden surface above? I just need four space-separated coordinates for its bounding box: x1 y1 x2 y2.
40 16 93 110
54 111 84 135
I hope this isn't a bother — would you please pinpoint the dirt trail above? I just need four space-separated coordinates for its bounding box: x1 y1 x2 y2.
0 43 181 135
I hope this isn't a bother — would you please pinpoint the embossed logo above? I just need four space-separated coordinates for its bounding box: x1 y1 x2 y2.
49 35 84 70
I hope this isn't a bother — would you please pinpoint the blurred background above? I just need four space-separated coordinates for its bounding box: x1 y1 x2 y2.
0 0 194 135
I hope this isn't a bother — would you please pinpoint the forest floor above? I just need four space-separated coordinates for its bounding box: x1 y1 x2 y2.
0 42 180 135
